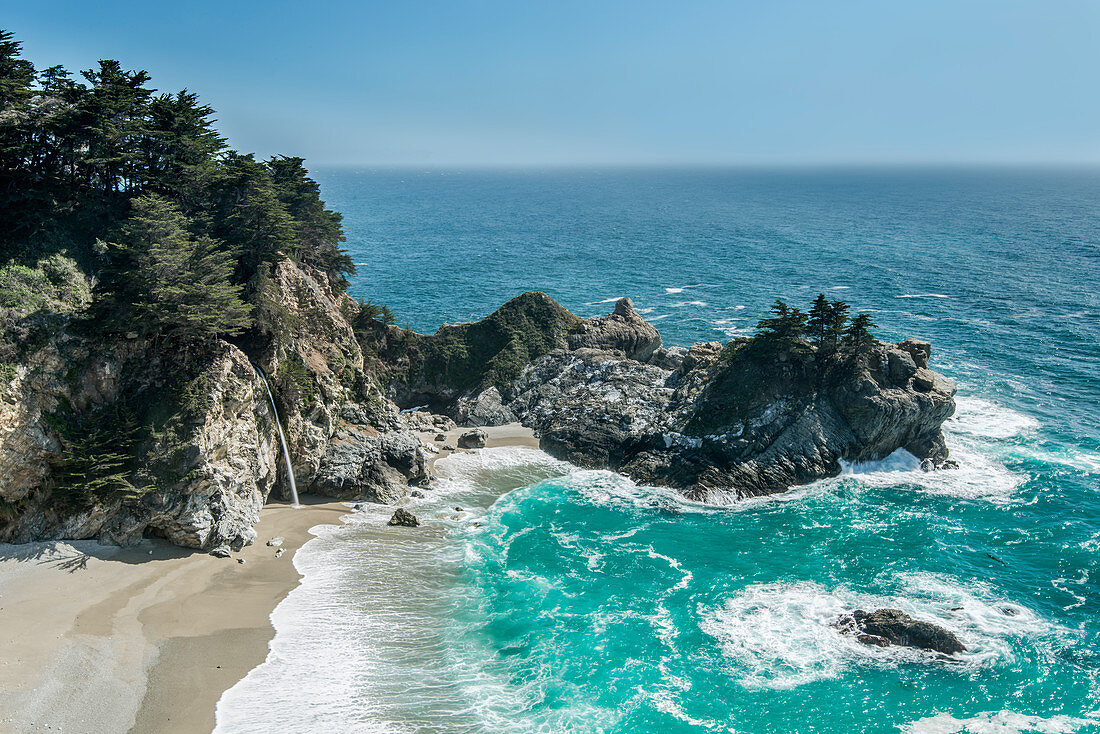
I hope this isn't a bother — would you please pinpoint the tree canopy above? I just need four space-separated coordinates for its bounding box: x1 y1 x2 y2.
0 28 355 346
755 294 878 358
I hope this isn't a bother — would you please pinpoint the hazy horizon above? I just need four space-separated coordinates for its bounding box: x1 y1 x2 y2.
8 0 1100 167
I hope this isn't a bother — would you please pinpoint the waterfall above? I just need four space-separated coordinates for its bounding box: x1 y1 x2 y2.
255 366 301 508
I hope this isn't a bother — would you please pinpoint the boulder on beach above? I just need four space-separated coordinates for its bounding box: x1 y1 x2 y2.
457 428 488 449
835 608 966 654
388 507 420 527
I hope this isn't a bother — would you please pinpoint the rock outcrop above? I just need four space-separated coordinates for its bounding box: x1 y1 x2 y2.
1 281 958 549
835 608 967 654
388 507 419 527
457 428 488 449
372 295 956 501
0 260 429 550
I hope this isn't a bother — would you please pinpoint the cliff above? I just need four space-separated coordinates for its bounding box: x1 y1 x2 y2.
0 259 429 550
0 283 956 551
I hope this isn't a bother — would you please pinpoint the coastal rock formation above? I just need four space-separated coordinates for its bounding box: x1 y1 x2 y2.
565 297 662 362
0 260 429 550
835 608 967 654
1 277 956 550
458 428 488 449
388 507 419 527
372 295 956 500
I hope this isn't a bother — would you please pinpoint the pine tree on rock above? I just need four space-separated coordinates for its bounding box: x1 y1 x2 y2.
844 313 877 350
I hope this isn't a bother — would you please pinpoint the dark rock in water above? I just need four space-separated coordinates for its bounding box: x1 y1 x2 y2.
939 459 960 470
921 458 936 472
837 608 966 654
236 558 246 564
410 489 425 498
442 443 456 451
457 428 488 449
435 432 447 441
388 507 420 527
209 546 232 558
856 633 890 647
274 548 285 558
266 536 284 547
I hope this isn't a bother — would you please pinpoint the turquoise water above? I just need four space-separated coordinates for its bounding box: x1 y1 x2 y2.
218 169 1100 733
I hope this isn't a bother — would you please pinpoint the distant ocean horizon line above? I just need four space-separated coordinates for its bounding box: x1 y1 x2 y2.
310 161 1100 174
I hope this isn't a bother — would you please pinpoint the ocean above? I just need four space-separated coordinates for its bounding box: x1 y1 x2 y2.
215 168 1100 733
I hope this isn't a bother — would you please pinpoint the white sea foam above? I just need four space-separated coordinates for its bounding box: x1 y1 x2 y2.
902 710 1098 734
841 448 923 474
948 396 1039 440
830 396 1040 503
215 446 575 734
665 287 684 294
587 296 626 305
699 574 1056 691
836 443 1024 502
897 293 952 299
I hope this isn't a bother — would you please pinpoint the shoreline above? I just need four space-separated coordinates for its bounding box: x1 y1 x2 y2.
0 423 538 734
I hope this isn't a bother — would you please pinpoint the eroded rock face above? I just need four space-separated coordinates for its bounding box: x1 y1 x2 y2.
0 340 278 550
0 260 431 550
454 386 517 427
457 428 488 449
566 298 662 362
835 608 967 654
380 296 957 501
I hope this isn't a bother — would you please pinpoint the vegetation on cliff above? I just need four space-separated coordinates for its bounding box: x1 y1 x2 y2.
0 29 357 517
0 29 352 344
690 294 880 434
359 292 583 403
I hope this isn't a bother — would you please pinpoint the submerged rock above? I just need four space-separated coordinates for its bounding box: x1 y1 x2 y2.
836 608 966 654
209 546 232 558
388 507 419 527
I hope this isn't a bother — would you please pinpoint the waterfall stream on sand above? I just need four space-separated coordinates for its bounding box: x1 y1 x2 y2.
255 366 300 507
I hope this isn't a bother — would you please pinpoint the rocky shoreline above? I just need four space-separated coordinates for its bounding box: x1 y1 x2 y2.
0 265 956 551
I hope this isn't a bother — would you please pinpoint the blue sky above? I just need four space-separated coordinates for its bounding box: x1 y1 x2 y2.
7 0 1100 166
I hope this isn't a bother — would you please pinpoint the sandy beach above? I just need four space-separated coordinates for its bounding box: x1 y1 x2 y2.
0 424 537 734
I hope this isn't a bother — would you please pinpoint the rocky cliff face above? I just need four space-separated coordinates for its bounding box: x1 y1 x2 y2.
378 296 956 501
0 259 429 550
1 281 957 550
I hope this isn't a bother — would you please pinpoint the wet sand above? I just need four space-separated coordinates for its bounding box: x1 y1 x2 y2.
0 423 538 734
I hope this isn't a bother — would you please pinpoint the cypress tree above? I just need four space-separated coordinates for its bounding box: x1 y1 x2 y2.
756 299 808 343
112 194 252 345
807 293 829 346
844 313 877 350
